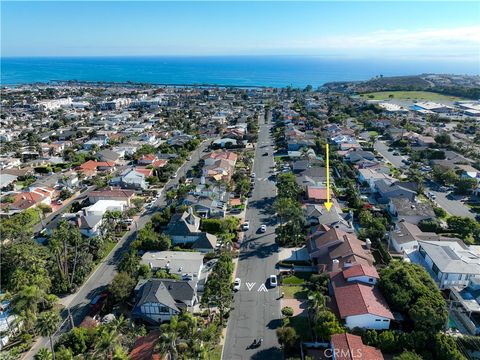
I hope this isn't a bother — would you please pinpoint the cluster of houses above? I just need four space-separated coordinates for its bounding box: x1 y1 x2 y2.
276 98 480 343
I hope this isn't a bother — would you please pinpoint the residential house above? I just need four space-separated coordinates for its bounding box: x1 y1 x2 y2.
448 278 480 335
388 221 439 254
305 186 333 204
97 149 122 163
165 208 218 252
89 188 136 206
110 168 148 191
410 240 480 289
387 197 435 225
140 251 209 291
303 203 352 231
357 168 394 192
329 333 384 360
132 279 198 324
78 160 116 178
295 167 327 189
374 180 417 203
306 226 374 272
84 199 127 216
329 264 393 330
138 154 168 168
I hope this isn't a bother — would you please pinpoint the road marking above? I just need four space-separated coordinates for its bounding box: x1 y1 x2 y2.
257 284 268 292
246 282 256 291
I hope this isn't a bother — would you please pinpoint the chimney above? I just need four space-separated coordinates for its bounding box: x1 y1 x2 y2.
332 259 340 272
365 238 372 250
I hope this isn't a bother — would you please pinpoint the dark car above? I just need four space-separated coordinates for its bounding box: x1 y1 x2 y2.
263 152 268 156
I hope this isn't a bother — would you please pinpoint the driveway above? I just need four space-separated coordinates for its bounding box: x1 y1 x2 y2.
223 111 282 360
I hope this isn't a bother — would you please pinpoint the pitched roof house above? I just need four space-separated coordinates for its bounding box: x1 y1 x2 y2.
132 279 198 324
329 265 393 330
330 333 384 360
165 208 218 252
306 226 374 271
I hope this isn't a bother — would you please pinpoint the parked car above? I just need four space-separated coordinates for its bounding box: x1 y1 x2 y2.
260 224 267 233
251 173 256 178
233 278 241 291
393 151 400 156
241 221 250 231
263 152 268 156
269 275 278 288
56 199 63 205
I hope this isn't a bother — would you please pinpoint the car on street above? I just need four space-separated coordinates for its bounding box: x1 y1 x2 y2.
233 278 241 291
260 224 267 233
241 221 250 231
187 156 192 161
56 199 63 205
393 151 400 156
170 173 177 179
269 275 278 287
263 152 268 156
251 173 256 178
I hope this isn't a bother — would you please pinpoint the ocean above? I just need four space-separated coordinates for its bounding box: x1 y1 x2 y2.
1 56 478 88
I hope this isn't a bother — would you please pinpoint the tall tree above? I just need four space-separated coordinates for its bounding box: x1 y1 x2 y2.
36 310 61 360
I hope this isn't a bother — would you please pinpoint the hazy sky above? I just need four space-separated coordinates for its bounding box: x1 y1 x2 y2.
2 1 480 61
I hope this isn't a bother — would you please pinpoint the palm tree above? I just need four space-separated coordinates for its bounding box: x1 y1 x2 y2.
157 316 180 360
36 310 61 360
12 285 49 317
34 348 53 360
92 329 121 360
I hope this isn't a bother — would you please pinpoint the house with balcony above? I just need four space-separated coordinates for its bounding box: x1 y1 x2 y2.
410 240 480 289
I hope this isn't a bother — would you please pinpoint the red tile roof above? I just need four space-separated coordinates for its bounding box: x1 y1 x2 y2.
342 264 379 279
129 331 160 360
331 333 384 360
306 186 333 201
330 271 393 320
90 189 135 198
135 167 154 177
79 160 115 172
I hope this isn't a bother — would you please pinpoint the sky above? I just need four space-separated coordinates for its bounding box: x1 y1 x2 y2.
1 1 480 61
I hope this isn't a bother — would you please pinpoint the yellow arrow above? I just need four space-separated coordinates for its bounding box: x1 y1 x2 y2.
325 143 333 212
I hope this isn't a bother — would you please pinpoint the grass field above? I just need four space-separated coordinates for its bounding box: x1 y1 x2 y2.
359 91 465 102
281 285 309 299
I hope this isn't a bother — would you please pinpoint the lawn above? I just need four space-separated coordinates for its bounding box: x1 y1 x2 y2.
281 285 309 299
282 272 313 285
359 91 466 102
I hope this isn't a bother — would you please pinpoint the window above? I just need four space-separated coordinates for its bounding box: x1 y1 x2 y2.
375 319 381 322
383 319 388 322
368 278 374 283
419 247 427 259
432 263 440 276
159 306 170 314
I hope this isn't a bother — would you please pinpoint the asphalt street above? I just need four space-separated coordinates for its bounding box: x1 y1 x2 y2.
374 140 475 219
223 112 282 360
374 140 407 169
24 140 211 359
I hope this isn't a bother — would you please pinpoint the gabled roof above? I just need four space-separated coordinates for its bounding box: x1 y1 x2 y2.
342 264 379 279
135 279 195 310
331 333 384 360
330 271 393 320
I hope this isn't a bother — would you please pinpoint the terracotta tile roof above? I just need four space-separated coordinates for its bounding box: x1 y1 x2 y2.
79 160 115 172
330 271 393 320
129 331 160 360
90 189 135 198
140 154 156 161
331 333 384 360
152 159 168 168
306 186 333 201
208 150 238 162
134 167 154 177
342 264 379 279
